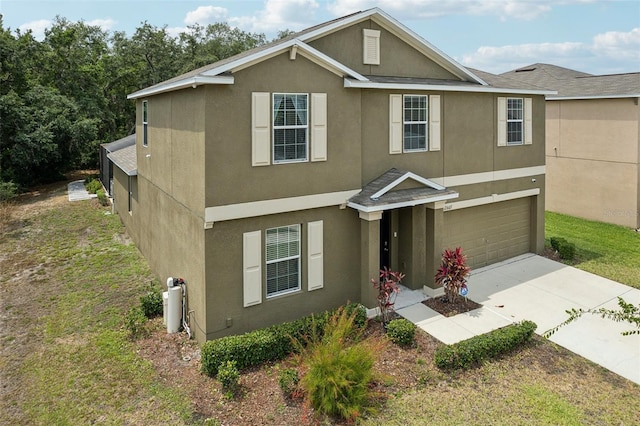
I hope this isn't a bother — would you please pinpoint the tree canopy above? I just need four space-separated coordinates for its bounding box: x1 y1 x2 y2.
0 15 271 189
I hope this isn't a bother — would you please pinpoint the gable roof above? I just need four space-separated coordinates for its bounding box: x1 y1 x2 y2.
348 168 458 213
101 133 135 152
107 142 137 176
501 63 640 99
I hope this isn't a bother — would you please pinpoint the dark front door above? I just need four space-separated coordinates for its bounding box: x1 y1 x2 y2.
380 211 391 270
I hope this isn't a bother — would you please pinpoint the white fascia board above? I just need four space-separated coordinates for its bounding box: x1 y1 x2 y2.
444 188 540 211
370 171 445 200
344 78 556 96
127 75 234 99
202 39 368 81
547 94 640 101
348 191 459 213
428 165 546 187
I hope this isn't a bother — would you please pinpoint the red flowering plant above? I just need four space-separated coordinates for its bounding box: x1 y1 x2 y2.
371 267 405 325
434 247 471 304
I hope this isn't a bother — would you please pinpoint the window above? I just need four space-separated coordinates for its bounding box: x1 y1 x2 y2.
403 95 427 151
142 100 148 147
507 97 523 145
266 225 301 297
273 94 308 162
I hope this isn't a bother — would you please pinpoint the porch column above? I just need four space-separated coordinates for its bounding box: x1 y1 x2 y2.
408 205 427 290
425 201 445 294
359 211 382 309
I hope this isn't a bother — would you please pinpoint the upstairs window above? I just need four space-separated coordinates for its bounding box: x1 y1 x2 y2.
507 97 523 145
273 94 308 163
142 100 148 147
266 224 301 297
403 95 428 151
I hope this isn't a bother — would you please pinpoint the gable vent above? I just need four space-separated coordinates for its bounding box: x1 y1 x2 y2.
363 29 380 65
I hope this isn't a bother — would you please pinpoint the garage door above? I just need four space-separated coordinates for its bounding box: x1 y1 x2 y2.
443 198 531 269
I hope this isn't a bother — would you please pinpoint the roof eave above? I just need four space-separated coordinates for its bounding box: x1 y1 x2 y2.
344 78 557 95
547 94 640 101
127 75 235 99
347 191 459 213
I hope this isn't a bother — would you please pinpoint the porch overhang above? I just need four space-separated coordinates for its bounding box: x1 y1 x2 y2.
347 168 459 213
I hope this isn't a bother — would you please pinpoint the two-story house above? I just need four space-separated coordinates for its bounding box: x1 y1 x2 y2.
113 8 552 343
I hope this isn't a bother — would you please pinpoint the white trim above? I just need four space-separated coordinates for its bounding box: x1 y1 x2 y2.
359 211 383 221
371 171 445 200
443 188 540 212
349 191 458 213
204 189 360 225
127 75 234 99
344 78 555 95
548 94 640 101
428 165 546 187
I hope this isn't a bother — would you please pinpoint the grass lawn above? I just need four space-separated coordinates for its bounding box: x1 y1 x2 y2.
545 211 640 289
1 184 638 425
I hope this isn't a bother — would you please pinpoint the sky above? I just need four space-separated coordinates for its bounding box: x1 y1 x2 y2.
1 0 639 75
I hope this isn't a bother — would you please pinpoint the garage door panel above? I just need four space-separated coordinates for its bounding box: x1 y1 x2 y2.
443 198 531 269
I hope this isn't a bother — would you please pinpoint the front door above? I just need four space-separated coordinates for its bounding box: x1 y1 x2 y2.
380 210 391 270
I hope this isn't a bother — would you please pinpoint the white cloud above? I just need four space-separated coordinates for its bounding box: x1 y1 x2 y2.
184 6 229 26
228 0 320 34
460 28 640 74
86 18 117 31
18 19 51 40
326 0 554 20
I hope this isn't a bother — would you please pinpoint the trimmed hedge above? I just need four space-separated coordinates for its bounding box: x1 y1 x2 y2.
386 318 416 347
550 236 566 251
550 236 576 261
201 303 366 377
434 320 537 370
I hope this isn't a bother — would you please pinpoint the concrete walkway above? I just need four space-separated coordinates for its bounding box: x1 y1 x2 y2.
68 180 97 202
396 254 640 384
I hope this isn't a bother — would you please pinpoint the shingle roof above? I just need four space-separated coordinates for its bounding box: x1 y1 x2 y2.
501 63 640 99
107 143 137 176
101 134 135 152
348 168 458 212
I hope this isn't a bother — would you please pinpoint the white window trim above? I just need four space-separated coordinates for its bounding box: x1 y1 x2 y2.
403 94 428 152
265 224 301 298
272 93 309 164
142 100 148 147
506 97 524 146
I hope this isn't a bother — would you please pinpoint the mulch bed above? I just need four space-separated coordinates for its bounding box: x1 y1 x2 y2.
422 296 482 317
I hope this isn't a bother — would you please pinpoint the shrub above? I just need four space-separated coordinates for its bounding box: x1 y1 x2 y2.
386 318 416 347
435 247 471 304
0 181 19 201
85 178 102 194
558 241 576 261
140 288 163 318
434 320 537 370
217 360 240 393
96 189 108 206
201 303 366 377
549 236 566 252
278 368 300 398
295 308 386 421
125 306 148 339
371 268 404 325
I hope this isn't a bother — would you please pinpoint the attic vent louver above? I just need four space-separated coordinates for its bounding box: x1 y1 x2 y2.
363 29 380 65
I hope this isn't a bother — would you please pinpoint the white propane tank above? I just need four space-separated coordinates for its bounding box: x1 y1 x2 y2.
166 278 182 333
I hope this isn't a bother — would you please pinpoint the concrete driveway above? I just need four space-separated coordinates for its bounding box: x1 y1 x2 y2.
396 254 640 384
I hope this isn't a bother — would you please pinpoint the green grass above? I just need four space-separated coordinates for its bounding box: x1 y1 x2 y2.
545 211 640 288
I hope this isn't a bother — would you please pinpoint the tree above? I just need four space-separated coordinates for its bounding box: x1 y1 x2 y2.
544 297 640 337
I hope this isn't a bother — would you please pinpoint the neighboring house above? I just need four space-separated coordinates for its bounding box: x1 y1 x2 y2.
502 63 640 229
99 134 136 196
112 8 551 343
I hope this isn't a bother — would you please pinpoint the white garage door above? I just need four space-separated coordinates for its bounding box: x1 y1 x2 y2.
443 198 531 269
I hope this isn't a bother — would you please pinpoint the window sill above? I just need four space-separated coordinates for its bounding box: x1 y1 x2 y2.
266 287 301 300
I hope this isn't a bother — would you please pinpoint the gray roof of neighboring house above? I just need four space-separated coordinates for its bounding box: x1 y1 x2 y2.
501 63 640 99
101 134 136 152
106 141 137 176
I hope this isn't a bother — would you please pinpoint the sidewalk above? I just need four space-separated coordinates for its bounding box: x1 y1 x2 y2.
68 180 97 202
396 254 640 384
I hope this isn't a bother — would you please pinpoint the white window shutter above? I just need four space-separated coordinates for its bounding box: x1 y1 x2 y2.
497 97 507 147
307 220 323 291
524 97 532 145
389 94 402 154
252 92 271 166
243 231 262 307
311 93 327 162
363 29 380 65
429 94 441 151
